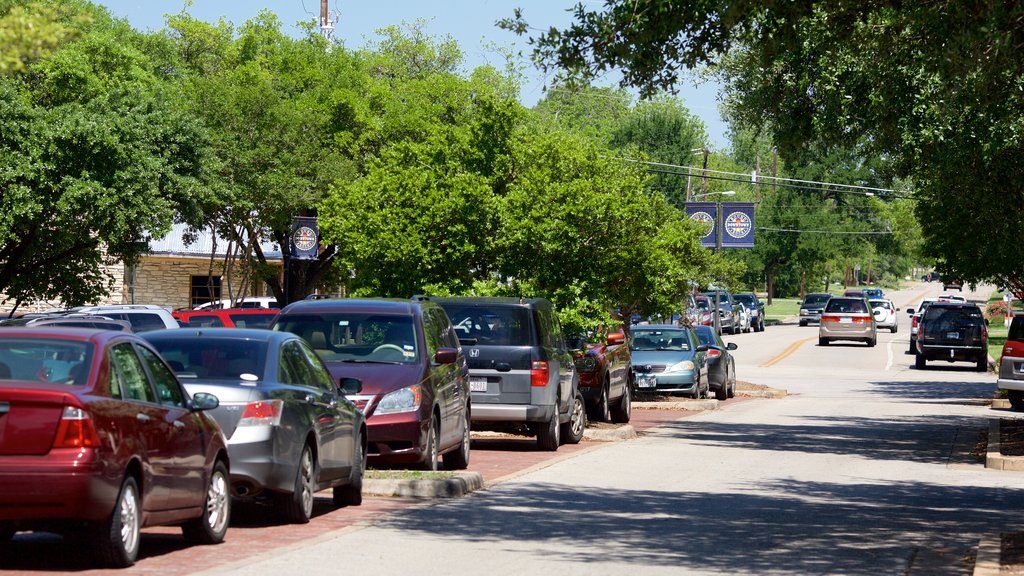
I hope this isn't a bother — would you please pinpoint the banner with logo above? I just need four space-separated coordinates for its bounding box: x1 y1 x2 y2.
290 216 320 260
720 202 755 248
684 202 717 248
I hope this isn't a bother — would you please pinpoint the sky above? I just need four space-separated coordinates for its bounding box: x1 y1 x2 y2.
94 0 729 148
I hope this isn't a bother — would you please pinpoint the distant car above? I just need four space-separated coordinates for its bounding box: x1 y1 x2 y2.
693 325 738 400
818 296 877 346
173 308 279 329
434 297 585 451
570 330 632 423
693 295 714 328
194 297 280 310
914 302 987 371
799 293 832 326
869 298 899 333
630 324 709 399
702 291 743 334
0 314 133 332
733 293 765 332
907 296 963 353
0 328 229 567
273 298 473 468
863 288 884 299
142 328 366 523
942 278 964 291
843 289 866 298
74 304 179 333
922 271 941 282
998 316 1024 410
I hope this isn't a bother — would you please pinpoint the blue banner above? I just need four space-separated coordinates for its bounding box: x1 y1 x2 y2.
684 202 717 248
290 216 320 260
720 202 755 248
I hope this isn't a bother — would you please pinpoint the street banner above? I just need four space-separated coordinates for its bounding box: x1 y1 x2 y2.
720 202 755 248
684 202 717 248
290 216 320 260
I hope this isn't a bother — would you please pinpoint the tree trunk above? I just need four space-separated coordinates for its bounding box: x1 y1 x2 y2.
800 270 806 299
766 269 775 305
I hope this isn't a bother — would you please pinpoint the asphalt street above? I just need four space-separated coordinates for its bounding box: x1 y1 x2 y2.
200 282 1017 576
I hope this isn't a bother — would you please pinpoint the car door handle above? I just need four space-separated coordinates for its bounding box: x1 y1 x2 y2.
305 394 317 404
136 413 150 422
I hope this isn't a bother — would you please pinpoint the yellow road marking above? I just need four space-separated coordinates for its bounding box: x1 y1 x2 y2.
760 336 816 368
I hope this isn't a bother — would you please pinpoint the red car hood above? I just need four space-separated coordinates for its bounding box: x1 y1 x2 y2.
325 362 425 397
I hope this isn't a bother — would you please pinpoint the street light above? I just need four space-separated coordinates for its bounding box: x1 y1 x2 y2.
691 191 736 335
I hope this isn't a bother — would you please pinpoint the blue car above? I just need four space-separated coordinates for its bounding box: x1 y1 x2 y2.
629 324 709 399
864 288 884 299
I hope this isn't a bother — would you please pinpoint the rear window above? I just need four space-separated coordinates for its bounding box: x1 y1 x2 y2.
924 305 983 327
1009 317 1024 342
230 312 277 329
869 300 892 311
692 326 716 347
442 306 533 346
0 338 94 384
825 298 869 313
146 337 269 380
106 312 168 333
804 294 831 305
631 329 691 351
186 315 224 328
274 313 419 364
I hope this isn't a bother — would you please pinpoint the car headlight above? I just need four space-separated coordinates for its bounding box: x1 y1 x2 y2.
667 360 695 373
375 385 421 415
800 309 808 314
574 356 598 372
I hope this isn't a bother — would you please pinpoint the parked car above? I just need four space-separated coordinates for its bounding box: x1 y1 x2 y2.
681 293 701 326
568 329 631 423
0 314 133 332
998 316 1024 409
703 290 744 334
0 328 229 567
630 324 709 399
798 293 833 326
75 304 179 333
733 293 765 332
142 328 366 523
173 308 279 329
914 302 987 371
922 271 941 282
818 296 877 346
693 295 714 328
692 325 738 400
864 287 884 299
869 298 899 333
272 298 471 469
433 297 585 451
194 296 280 310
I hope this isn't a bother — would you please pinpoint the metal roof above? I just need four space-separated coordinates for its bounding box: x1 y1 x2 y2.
147 223 283 260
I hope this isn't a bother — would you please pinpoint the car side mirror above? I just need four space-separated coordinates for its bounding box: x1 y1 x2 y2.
191 392 220 411
696 344 709 352
906 308 915 315
727 342 738 350
607 332 626 345
339 377 362 395
434 347 458 365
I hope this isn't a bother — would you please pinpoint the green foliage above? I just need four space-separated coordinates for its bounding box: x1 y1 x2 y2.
0 0 92 74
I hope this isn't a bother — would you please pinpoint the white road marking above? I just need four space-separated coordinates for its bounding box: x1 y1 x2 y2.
886 337 894 371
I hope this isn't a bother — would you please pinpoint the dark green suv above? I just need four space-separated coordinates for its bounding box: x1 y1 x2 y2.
914 302 988 371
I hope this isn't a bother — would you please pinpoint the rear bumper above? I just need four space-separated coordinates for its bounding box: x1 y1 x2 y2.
918 345 984 362
471 403 555 423
0 448 114 522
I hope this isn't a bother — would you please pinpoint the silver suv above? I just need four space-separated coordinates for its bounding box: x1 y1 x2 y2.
433 297 586 451
75 304 178 332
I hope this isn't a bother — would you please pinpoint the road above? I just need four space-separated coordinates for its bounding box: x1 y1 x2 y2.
196 282 1015 576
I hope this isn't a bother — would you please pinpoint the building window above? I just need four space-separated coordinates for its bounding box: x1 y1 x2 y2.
191 275 221 308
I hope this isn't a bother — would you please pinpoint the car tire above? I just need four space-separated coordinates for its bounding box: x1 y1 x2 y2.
977 355 989 372
93 475 141 568
442 408 471 470
908 338 916 355
1009 390 1024 411
561 391 586 445
714 382 728 401
278 444 316 524
819 337 828 346
799 320 807 327
182 460 230 545
915 353 926 370
334 430 364 507
420 417 440 471
891 326 898 334
611 383 631 423
594 379 611 422
537 409 560 451
727 370 736 399
867 337 876 347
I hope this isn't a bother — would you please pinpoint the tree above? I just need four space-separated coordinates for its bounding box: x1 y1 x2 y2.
504 1 1024 291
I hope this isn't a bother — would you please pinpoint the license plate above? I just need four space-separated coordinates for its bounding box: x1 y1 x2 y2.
839 317 852 324
946 332 960 339
469 378 488 392
637 375 657 388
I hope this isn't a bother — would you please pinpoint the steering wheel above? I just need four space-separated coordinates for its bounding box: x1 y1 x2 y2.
373 344 406 355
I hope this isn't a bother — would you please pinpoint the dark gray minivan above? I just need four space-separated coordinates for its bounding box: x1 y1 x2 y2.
431 297 586 451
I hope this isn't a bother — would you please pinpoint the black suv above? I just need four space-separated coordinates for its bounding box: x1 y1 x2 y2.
914 302 988 371
431 297 586 451
733 292 765 332
271 298 471 470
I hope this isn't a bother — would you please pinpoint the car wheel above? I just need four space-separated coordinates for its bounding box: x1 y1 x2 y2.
867 337 876 347
442 408 471 470
537 409 560 451
760 319 766 331
799 320 807 327
819 337 829 346
334 429 364 507
594 379 611 422
908 338 916 355
93 475 141 568
915 353 926 370
611 382 631 423
714 381 728 401
977 355 989 372
727 370 736 398
420 417 440 471
278 444 316 524
561 391 586 445
1009 390 1024 411
182 460 230 544
891 325 898 334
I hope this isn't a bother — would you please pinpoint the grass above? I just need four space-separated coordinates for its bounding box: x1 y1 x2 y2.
365 469 461 480
763 298 799 320
990 322 1008 364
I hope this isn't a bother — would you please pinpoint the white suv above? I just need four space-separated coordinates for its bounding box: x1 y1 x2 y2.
75 304 178 332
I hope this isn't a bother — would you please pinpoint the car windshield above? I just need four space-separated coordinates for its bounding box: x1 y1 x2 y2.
869 300 892 310
274 314 419 364
734 295 756 306
825 299 869 314
147 338 269 380
443 306 532 346
0 338 94 384
1009 317 1024 342
630 329 691 351
804 294 831 305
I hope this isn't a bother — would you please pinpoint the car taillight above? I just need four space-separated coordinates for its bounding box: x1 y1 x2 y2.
918 326 925 341
852 316 872 323
238 399 283 427
53 406 100 448
983 325 988 341
531 361 549 387
912 316 919 328
820 315 840 323
706 349 722 359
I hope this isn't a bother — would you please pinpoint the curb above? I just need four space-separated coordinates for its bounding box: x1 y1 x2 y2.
973 535 1001 576
363 471 484 499
738 388 787 399
985 418 1024 471
583 425 637 441
633 399 719 411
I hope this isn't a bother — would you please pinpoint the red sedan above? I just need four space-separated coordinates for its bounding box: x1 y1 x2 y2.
0 328 230 567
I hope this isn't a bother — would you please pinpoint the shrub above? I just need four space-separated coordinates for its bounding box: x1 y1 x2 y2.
987 300 1008 320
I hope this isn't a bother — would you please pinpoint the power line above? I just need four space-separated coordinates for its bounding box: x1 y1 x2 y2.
646 169 915 200
758 227 893 235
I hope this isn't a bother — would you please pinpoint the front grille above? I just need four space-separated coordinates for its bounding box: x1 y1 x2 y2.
634 364 667 374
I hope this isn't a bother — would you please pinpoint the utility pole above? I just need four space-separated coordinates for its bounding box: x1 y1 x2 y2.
755 156 762 205
319 0 334 41
686 166 693 202
701 147 709 196
772 147 778 198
